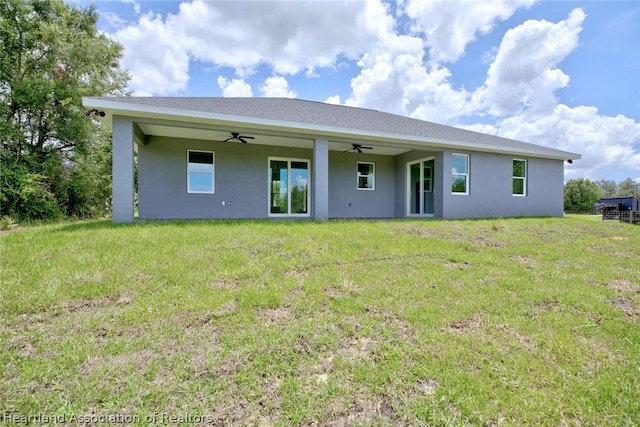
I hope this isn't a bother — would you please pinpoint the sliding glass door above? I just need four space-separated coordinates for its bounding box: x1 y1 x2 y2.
269 158 310 216
408 158 435 216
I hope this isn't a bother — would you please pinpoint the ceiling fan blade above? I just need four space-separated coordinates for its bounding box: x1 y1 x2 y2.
223 137 234 142
357 148 363 153
240 135 255 140
238 137 249 144
361 146 373 149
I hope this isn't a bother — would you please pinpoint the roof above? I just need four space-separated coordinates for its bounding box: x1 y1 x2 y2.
82 96 581 160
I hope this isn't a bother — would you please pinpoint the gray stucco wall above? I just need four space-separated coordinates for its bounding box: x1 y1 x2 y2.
328 152 395 218
441 150 565 218
138 136 565 220
138 136 315 219
138 137 398 219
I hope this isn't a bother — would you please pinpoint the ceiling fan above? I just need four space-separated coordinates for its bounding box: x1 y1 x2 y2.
223 132 255 144
344 143 373 154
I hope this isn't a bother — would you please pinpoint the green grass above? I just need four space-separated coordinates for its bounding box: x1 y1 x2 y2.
1 216 639 426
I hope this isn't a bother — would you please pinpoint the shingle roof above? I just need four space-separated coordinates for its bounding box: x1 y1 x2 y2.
84 97 580 159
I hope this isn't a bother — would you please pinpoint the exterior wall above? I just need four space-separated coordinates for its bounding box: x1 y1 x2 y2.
441 150 565 218
138 136 397 220
112 116 135 223
394 150 443 218
138 136 314 219
328 152 395 218
138 136 565 221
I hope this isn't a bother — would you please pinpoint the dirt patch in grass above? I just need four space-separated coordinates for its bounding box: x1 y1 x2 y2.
78 348 156 375
326 396 400 426
208 277 243 290
415 378 441 396
509 254 537 267
586 245 640 260
338 337 378 361
610 297 638 318
54 294 133 314
607 279 639 293
3 335 38 357
444 260 473 269
256 306 293 324
495 324 536 352
445 315 482 333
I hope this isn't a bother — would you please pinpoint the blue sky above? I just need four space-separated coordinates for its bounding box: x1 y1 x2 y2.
84 0 640 183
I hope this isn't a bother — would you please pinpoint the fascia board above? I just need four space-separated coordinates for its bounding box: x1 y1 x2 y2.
83 97 581 161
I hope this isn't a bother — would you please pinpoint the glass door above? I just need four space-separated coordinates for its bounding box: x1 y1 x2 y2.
408 158 434 216
269 158 310 216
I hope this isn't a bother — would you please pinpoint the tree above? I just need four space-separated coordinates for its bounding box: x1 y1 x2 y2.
1 0 128 220
595 179 618 197
564 178 602 212
616 178 640 198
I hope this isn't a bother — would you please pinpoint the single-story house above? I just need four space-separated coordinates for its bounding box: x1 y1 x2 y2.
82 97 581 223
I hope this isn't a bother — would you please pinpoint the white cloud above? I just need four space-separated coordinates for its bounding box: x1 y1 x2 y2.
259 76 297 98
345 5 473 124
121 0 141 15
325 95 342 105
475 8 587 117
217 77 253 97
114 13 190 95
405 0 535 63
493 105 640 179
112 0 383 95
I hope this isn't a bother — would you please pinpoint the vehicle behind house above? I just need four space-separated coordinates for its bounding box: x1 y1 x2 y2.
595 196 640 222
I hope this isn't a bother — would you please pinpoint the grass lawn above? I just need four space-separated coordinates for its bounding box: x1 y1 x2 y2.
1 216 639 425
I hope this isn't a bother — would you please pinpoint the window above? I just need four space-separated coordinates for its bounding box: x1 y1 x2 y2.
407 158 435 216
513 159 527 196
357 162 375 190
451 153 469 194
269 158 310 216
187 150 214 193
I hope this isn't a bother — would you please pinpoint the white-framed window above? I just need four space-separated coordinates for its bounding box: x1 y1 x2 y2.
187 150 214 194
268 157 310 217
357 162 375 190
451 153 469 195
513 159 527 196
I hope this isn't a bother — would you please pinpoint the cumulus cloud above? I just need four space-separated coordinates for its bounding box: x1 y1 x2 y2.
112 0 381 95
405 0 535 63
492 105 640 179
475 8 587 116
325 95 342 105
259 76 297 98
217 77 253 97
345 1 473 124
114 13 190 95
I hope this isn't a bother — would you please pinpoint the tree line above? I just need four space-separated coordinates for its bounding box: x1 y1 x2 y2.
1 0 128 221
564 178 640 213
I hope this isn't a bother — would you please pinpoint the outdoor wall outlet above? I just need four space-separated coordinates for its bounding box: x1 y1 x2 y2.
221 201 225 206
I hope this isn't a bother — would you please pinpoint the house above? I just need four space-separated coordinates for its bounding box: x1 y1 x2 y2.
81 97 581 223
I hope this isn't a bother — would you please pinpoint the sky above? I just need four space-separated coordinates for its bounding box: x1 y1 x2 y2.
82 0 640 183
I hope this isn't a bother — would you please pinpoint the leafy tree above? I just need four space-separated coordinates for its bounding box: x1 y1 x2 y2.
564 178 602 212
1 0 128 220
595 180 618 197
616 178 640 198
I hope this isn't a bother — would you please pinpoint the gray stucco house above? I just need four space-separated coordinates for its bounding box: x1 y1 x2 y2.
82 97 580 223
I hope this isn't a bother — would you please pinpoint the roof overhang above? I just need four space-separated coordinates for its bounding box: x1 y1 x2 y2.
83 97 582 161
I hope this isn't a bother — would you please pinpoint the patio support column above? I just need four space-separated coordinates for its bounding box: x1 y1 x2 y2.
313 138 329 221
112 116 135 223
